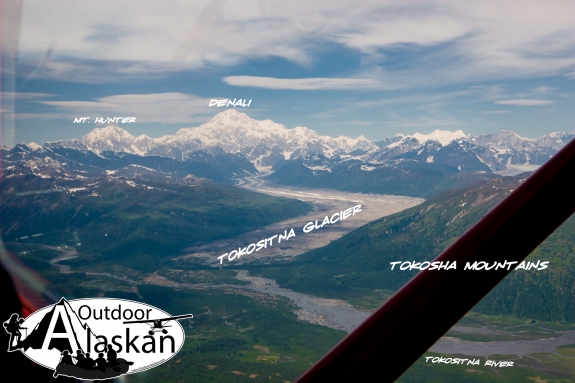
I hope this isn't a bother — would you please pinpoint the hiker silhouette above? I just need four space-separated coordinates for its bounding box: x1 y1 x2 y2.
3 313 26 350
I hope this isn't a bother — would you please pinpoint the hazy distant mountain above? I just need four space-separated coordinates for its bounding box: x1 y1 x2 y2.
391 139 505 172
375 129 468 153
369 129 574 171
472 130 575 166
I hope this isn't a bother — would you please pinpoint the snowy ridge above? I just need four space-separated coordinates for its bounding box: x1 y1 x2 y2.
27 142 43 150
82 126 156 155
44 110 573 171
471 130 574 166
156 110 377 166
387 130 468 148
49 110 377 167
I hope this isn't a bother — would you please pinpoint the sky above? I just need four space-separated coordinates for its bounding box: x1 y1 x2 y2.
2 0 574 146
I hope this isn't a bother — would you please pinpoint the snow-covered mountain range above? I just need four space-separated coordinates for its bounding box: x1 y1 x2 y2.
28 110 575 172
370 129 572 170
50 110 375 167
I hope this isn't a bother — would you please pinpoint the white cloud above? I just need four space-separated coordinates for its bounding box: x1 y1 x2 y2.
11 0 575 86
495 99 554 106
34 92 215 123
18 60 192 84
346 120 375 126
354 91 472 109
40 100 121 108
482 110 510 114
1 92 55 98
17 0 314 72
531 86 555 94
310 90 471 120
13 112 69 120
223 76 388 90
337 14 470 52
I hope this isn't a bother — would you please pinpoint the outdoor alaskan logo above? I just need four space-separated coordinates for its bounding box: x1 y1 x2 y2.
3 298 192 380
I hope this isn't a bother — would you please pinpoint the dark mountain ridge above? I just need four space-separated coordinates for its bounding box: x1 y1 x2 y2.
1 144 258 185
267 155 497 198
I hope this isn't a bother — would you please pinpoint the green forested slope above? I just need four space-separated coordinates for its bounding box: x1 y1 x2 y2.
1 175 311 271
